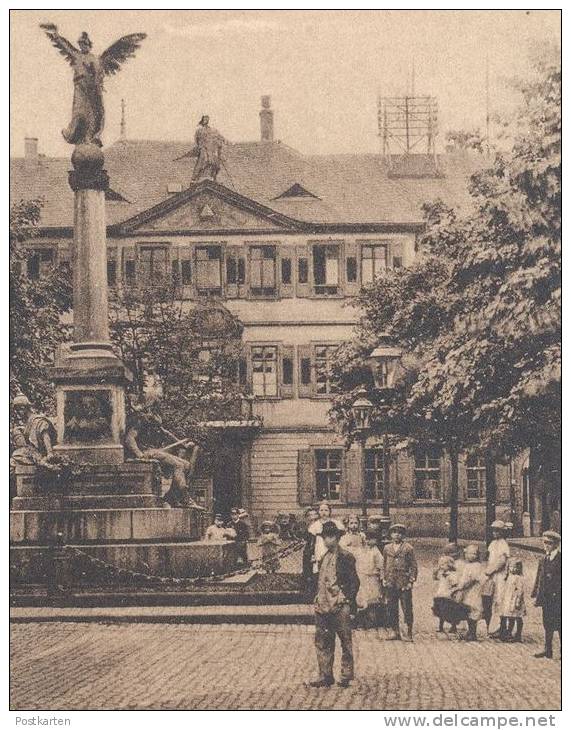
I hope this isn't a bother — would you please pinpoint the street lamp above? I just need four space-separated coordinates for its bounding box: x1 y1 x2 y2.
367 333 403 518
351 388 373 520
367 333 403 390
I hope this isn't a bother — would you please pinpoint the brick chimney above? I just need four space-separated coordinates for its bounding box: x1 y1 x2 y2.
24 137 38 165
259 96 274 142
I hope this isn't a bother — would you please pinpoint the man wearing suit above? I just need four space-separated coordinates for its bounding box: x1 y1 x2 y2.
309 521 360 689
532 530 562 659
383 523 418 641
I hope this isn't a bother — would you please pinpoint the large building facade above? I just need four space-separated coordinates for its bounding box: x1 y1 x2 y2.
11 99 525 538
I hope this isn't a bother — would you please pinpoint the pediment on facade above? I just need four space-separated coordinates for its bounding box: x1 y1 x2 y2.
116 180 302 234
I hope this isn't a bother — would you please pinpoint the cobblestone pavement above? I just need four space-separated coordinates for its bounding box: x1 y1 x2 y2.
10 544 561 711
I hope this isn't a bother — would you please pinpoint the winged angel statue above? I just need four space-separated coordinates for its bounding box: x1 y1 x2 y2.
40 24 146 147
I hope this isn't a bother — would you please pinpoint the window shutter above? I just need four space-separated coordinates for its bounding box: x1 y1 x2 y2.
226 245 240 299
458 453 468 501
396 449 414 505
296 244 311 297
179 245 194 299
279 245 295 298
496 463 511 503
280 344 295 398
237 356 248 390
391 241 403 269
121 245 137 286
297 344 313 398
59 245 72 274
344 241 360 295
345 447 363 506
298 448 315 506
106 246 117 287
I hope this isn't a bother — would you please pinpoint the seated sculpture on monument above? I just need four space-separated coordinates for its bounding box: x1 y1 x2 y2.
11 394 57 458
124 401 203 510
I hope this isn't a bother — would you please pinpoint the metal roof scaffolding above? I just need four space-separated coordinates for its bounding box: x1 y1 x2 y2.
378 96 438 162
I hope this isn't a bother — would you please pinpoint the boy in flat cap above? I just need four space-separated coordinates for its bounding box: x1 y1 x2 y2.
383 523 418 641
309 521 359 689
531 530 562 659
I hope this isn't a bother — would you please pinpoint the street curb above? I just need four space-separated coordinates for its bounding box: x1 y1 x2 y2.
10 605 314 625
10 590 306 609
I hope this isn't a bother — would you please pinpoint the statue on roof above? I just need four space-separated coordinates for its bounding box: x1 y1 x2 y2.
40 23 146 147
178 115 226 182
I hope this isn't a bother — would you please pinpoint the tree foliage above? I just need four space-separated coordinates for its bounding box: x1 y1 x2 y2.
109 283 248 441
9 199 72 413
332 53 561 460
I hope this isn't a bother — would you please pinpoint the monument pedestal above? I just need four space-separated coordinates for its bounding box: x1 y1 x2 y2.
52 355 131 465
9 462 223 585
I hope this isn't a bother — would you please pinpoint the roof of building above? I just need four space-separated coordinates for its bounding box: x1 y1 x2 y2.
10 139 483 232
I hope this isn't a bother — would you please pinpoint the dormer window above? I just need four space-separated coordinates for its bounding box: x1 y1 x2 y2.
274 183 319 200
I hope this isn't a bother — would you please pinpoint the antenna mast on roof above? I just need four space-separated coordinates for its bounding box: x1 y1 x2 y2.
485 56 491 156
120 98 126 142
377 94 438 164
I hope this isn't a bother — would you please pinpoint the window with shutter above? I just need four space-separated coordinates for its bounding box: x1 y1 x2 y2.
315 449 343 501
345 447 363 505
414 447 443 501
466 454 486 500
296 244 311 297
298 449 315 506
312 243 340 296
27 247 55 280
249 245 277 297
297 344 313 398
196 245 222 295
280 345 294 398
138 244 169 287
251 345 279 397
361 242 388 284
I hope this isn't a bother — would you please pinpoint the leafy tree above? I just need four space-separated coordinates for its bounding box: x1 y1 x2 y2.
109 281 248 444
9 199 72 415
332 52 560 540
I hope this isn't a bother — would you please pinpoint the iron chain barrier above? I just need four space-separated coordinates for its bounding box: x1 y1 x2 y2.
65 538 306 587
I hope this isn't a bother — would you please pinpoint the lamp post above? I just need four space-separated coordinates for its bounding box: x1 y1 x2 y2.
366 333 403 518
351 388 373 521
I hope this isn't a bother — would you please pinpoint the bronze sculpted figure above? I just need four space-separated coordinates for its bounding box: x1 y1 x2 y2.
40 24 146 147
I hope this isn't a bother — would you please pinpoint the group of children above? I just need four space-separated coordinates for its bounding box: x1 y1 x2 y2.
433 520 526 642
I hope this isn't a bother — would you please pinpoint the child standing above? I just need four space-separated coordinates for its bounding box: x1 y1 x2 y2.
340 514 366 556
432 555 461 633
258 520 281 573
457 544 484 641
383 523 418 641
501 558 526 643
356 528 384 627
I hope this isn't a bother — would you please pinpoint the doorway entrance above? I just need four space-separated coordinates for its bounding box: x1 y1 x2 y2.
212 441 243 518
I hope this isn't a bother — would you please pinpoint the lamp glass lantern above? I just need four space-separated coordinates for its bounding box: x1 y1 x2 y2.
367 333 403 390
351 388 374 431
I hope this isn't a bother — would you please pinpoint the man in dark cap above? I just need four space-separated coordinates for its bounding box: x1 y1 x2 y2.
383 523 418 641
532 530 562 659
309 520 359 689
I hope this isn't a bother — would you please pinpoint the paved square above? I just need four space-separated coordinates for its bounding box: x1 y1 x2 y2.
10 545 561 710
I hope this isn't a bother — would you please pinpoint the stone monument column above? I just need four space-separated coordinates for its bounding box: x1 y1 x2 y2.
68 144 114 357
53 143 130 464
